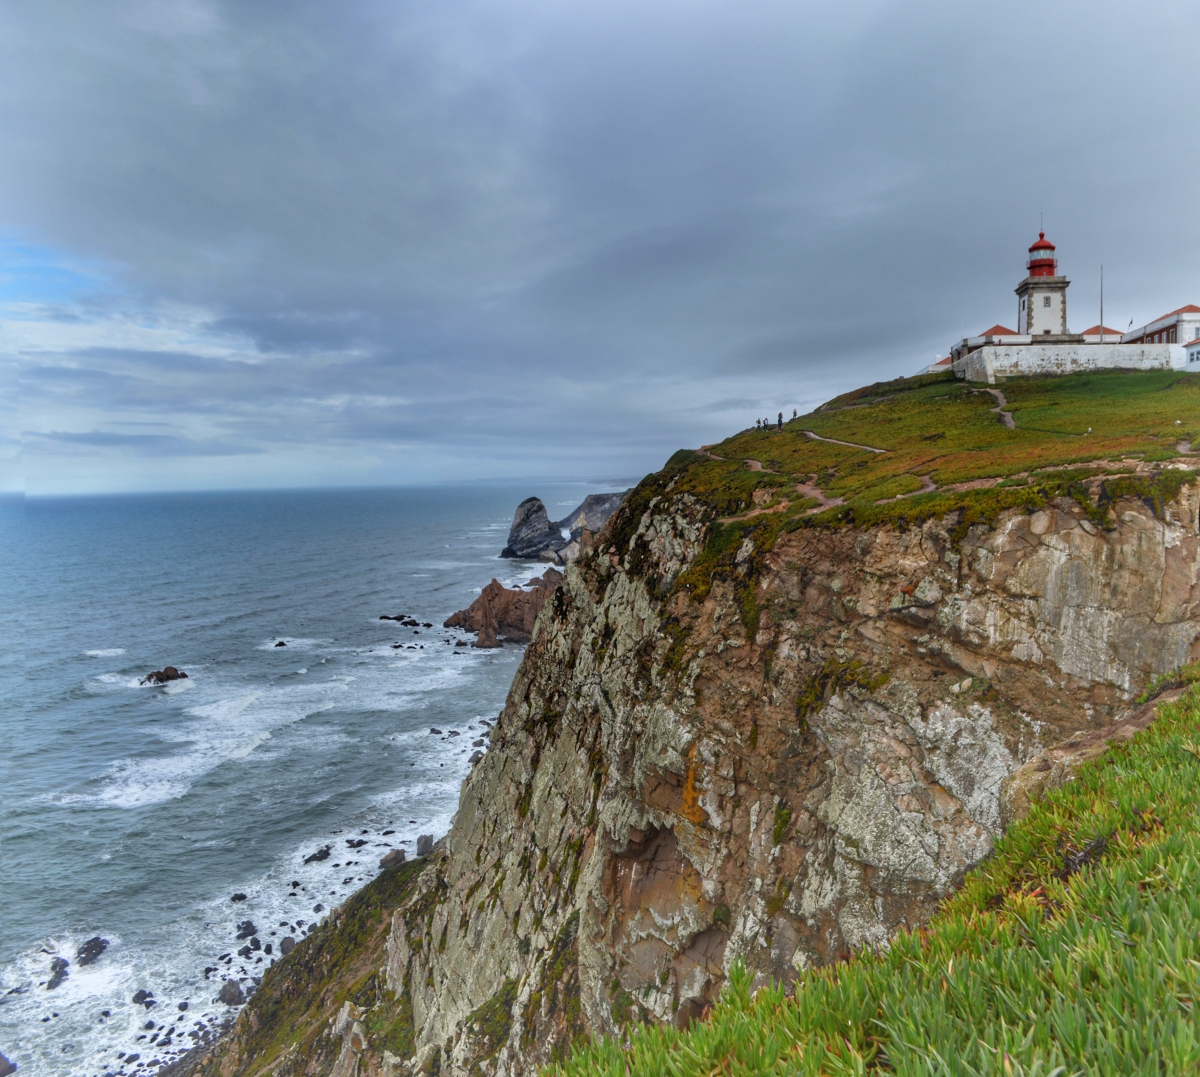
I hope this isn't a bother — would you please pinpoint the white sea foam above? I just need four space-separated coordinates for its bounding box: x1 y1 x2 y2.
83 648 126 657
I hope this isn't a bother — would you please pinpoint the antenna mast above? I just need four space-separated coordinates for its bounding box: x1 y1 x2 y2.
1100 266 1104 343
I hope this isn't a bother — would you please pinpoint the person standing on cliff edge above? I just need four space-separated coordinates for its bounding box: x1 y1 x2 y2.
777 412 783 430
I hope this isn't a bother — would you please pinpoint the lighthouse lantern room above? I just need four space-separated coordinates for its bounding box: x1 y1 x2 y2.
1015 232 1069 336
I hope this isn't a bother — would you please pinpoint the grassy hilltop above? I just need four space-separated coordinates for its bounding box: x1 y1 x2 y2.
610 369 1198 618
656 368 1198 525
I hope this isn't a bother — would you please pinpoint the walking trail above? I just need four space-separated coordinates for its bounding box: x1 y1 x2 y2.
802 430 889 453
982 388 1016 429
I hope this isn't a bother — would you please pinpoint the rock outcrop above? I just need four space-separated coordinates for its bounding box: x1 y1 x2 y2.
444 570 563 647
501 498 565 560
188 474 1200 1077
500 492 630 564
141 666 188 685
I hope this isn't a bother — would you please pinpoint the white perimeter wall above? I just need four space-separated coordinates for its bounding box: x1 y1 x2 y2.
954 344 1182 384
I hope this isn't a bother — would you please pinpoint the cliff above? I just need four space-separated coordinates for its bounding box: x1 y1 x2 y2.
187 369 1200 1077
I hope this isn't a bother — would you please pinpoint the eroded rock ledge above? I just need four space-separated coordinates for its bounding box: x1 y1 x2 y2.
199 480 1200 1077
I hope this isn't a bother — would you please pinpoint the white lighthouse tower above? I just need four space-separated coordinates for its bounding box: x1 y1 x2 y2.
1015 232 1072 337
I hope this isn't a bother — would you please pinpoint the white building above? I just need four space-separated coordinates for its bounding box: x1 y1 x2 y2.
950 233 1193 383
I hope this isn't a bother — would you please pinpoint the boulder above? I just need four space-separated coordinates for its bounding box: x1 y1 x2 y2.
76 937 108 966
500 498 564 560
0 1049 15 1076
379 849 406 870
303 846 331 864
132 990 154 1005
416 835 434 857
235 920 257 940
444 569 563 646
218 980 244 1006
279 937 295 956
275 640 287 647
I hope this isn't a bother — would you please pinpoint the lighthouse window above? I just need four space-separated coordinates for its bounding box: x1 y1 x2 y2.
1043 296 1051 307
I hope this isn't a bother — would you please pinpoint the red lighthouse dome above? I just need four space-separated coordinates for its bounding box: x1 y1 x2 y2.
1027 231 1057 277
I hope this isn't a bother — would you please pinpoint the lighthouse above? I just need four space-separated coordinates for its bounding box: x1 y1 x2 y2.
1015 232 1070 336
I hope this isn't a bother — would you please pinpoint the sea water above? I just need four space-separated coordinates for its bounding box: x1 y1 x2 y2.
0 483 620 1076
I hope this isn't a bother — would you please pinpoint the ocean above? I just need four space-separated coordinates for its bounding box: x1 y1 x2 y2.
0 483 621 1077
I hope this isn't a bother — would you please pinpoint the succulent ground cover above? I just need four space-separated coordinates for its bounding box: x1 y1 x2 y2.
552 668 1200 1076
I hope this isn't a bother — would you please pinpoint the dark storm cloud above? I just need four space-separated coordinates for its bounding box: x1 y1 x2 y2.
2 0 1198 492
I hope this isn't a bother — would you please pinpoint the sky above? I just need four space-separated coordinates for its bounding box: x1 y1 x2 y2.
2 0 1198 495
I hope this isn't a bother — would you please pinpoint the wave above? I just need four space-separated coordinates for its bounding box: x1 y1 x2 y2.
83 648 126 657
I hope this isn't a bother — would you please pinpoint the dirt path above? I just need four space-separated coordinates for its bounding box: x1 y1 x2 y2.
795 481 844 514
982 388 1016 429
876 474 937 503
744 459 778 473
802 430 889 453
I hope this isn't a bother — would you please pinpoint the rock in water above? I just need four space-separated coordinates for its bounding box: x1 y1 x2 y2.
379 849 406 870
235 920 257 940
279 937 295 956
76 936 108 966
303 846 331 864
218 980 244 1006
443 569 563 646
415 834 434 857
500 497 564 560
0 1049 15 1076
139 666 188 685
46 957 68 990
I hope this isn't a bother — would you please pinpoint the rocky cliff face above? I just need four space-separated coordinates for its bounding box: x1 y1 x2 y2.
201 477 1200 1077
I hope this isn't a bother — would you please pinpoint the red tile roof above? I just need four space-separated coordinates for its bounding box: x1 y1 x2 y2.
933 356 953 366
1079 325 1123 336
1150 304 1200 323
978 324 1018 336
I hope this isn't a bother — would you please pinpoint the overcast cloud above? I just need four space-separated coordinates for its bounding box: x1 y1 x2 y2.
2 0 1198 494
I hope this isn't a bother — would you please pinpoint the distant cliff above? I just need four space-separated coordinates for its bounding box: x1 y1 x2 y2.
501 491 629 564
183 370 1200 1077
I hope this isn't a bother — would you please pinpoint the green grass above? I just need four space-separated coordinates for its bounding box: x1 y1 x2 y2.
551 675 1200 1076
610 370 1199 605
706 370 1200 509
